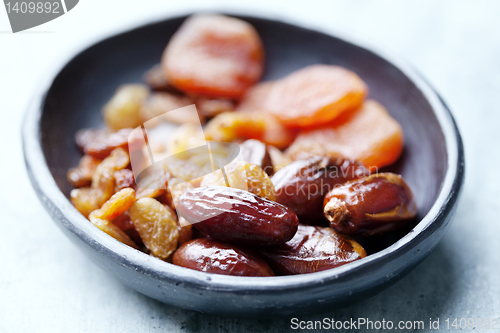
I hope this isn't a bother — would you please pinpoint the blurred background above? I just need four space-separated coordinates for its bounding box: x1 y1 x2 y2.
1 1 499 332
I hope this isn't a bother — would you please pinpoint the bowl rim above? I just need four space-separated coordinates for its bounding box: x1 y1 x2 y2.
23 11 465 293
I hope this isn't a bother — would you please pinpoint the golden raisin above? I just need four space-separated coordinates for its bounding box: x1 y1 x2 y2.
201 161 276 201
89 188 136 221
129 198 179 259
103 84 150 130
67 154 102 188
71 148 130 217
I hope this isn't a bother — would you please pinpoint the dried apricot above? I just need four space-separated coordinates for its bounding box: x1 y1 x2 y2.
173 238 274 276
286 100 404 169
162 14 264 99
200 161 276 201
129 198 179 259
265 65 367 127
204 111 296 149
103 84 150 130
236 81 274 113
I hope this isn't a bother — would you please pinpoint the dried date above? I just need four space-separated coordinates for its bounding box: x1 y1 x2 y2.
173 238 274 276
323 173 417 236
257 224 366 275
177 186 299 246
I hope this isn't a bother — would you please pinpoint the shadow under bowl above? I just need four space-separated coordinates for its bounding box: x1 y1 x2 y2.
23 13 464 316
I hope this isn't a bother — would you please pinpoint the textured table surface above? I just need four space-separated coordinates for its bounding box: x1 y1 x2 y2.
1 1 499 332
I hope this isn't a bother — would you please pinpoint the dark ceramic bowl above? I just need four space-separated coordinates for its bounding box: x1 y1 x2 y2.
23 13 464 316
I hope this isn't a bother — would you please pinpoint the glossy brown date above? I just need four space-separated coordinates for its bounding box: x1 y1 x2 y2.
271 157 369 222
177 186 299 246
323 173 417 236
173 238 274 277
239 139 273 176
257 224 366 275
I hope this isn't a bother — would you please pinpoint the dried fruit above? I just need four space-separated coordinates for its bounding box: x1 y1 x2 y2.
89 188 136 221
195 97 235 118
167 178 195 209
324 173 417 236
114 169 135 192
258 224 366 275
103 84 150 130
71 148 130 217
173 238 274 276
265 65 367 127
143 64 181 93
140 92 194 124
87 188 138 249
163 14 264 99
287 100 404 169
129 198 179 259
272 157 369 222
166 123 206 156
200 161 276 201
204 111 296 149
67 154 102 188
75 128 134 160
236 81 274 113
267 145 292 174
177 217 194 245
135 168 170 200
88 215 138 249
177 186 299 246
239 139 273 176
112 212 143 246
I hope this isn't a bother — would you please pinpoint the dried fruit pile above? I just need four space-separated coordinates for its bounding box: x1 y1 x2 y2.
67 14 417 277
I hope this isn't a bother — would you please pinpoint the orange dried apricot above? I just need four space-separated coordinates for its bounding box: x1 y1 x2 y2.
162 14 264 99
286 100 404 169
236 81 274 113
265 65 367 127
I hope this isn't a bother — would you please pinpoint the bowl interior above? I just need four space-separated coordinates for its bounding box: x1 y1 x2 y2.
40 15 447 253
